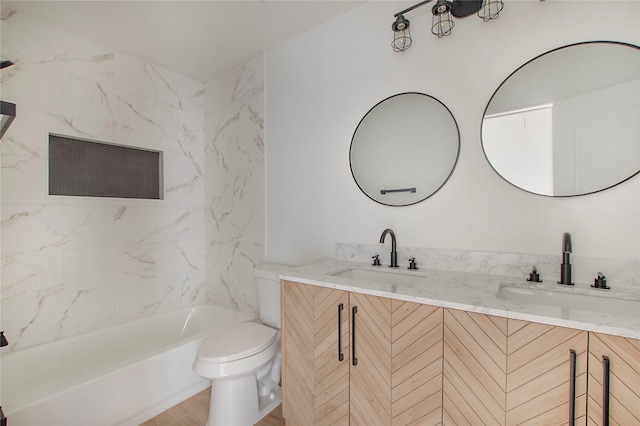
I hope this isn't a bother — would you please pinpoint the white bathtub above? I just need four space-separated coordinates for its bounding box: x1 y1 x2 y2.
1 304 254 426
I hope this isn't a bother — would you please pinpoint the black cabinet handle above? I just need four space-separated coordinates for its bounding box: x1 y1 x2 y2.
603 356 610 426
569 349 576 426
352 306 358 366
337 303 344 361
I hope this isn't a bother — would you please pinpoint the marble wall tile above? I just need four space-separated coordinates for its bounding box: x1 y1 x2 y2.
113 206 192 244
1 8 115 85
61 73 117 127
2 204 114 253
205 240 262 316
176 271 208 306
113 280 181 322
205 56 264 113
162 135 205 207
334 242 640 290
0 60 64 113
157 103 205 145
1 250 64 302
204 55 265 317
156 240 205 277
106 85 163 137
63 243 156 291
1 7 206 351
114 51 205 111
1 287 116 350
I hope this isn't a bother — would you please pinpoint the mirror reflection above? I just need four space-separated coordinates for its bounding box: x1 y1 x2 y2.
482 41 640 197
350 92 460 206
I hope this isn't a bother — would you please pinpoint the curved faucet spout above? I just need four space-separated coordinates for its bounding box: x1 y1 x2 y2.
379 229 396 250
379 229 398 268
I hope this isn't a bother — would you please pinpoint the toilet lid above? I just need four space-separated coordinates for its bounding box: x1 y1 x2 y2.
197 322 278 363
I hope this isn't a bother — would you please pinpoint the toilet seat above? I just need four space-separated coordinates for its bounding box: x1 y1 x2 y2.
197 322 278 363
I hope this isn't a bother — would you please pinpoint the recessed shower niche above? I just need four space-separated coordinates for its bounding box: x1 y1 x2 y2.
49 134 163 200
350 92 460 207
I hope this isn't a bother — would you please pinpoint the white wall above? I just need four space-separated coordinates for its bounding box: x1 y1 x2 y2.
265 1 640 265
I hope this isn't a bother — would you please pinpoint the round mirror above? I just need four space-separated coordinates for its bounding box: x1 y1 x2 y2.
482 41 640 197
350 92 460 206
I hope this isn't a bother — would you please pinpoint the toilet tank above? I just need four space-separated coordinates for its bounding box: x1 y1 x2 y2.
254 264 290 329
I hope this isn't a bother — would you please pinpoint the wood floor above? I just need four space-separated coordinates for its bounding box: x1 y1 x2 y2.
141 387 284 426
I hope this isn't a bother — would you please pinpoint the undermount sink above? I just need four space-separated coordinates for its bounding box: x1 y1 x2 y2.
497 285 639 317
331 268 426 286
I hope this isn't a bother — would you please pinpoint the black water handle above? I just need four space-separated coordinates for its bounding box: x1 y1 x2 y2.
603 356 610 426
337 303 344 362
569 349 576 426
352 306 358 366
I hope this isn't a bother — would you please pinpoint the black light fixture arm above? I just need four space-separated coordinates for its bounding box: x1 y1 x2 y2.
394 0 434 18
391 0 501 49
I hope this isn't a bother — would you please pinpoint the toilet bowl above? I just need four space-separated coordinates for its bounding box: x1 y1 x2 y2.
192 264 288 426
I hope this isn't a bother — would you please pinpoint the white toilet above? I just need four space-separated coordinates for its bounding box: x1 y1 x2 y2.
192 264 288 426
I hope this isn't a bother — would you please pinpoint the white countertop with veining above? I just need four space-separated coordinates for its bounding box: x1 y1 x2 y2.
280 259 640 339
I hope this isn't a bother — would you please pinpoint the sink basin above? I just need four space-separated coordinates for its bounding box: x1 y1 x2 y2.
331 268 426 286
497 285 639 317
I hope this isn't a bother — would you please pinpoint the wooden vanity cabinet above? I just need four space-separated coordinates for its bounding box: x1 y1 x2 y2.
586 332 640 425
282 280 637 426
443 309 588 425
281 280 443 426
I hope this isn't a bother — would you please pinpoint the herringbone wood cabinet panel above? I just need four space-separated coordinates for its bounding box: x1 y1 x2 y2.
507 320 588 425
350 292 393 425
282 280 315 425
443 308 508 425
313 285 350 425
587 332 640 426
391 300 443 425
443 309 592 426
283 281 640 426
282 281 444 426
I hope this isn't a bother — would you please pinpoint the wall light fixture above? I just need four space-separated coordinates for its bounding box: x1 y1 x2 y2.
392 0 503 51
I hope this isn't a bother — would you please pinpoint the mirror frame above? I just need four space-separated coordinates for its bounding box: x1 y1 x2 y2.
350 92 460 207
481 40 640 197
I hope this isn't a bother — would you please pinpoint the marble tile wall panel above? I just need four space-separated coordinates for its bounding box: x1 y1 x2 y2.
335 243 640 290
1 8 205 351
204 56 265 317
0 9 115 85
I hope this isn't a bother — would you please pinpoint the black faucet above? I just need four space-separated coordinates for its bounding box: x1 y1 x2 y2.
558 232 574 285
379 229 398 268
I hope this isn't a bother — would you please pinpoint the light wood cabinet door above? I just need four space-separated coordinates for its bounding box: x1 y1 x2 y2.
349 291 393 424
283 281 444 426
507 320 588 425
391 300 443 425
444 309 588 426
282 280 316 425
587 333 640 426
314 285 350 425
281 281 350 426
443 308 508 425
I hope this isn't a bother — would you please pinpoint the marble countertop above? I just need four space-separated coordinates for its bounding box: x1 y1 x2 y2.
280 259 640 339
